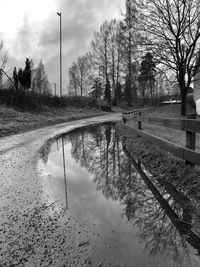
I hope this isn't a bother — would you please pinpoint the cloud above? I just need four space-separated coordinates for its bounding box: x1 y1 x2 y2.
39 0 103 49
14 18 33 57
2 0 124 93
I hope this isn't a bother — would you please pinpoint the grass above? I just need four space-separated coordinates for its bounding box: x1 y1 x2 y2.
0 104 107 138
148 104 182 118
126 104 200 152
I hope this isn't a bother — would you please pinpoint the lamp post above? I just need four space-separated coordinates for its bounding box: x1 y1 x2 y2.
57 12 62 97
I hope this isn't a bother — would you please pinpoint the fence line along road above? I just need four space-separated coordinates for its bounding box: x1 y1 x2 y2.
122 110 200 166
122 107 155 116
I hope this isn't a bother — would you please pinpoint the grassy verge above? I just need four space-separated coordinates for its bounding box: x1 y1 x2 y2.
126 104 200 152
0 105 107 138
148 104 182 118
117 103 200 203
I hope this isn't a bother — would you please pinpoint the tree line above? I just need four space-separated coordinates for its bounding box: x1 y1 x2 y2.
68 0 200 115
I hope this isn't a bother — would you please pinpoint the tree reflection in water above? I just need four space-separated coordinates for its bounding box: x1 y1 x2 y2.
49 123 200 265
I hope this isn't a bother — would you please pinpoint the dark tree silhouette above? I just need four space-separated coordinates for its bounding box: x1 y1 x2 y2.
23 58 31 90
115 82 122 103
13 67 18 90
124 75 132 106
104 78 111 105
138 52 156 105
16 58 32 90
17 68 24 89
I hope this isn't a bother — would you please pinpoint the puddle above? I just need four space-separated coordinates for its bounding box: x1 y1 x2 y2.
39 123 200 267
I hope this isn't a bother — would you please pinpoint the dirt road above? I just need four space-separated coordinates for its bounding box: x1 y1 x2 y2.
0 114 121 266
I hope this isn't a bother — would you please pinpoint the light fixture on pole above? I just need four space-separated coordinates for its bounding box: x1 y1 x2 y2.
57 12 62 97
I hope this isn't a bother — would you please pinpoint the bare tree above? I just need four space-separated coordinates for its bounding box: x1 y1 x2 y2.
0 41 8 70
0 41 8 88
32 60 51 94
77 54 94 96
136 0 200 115
91 17 140 104
91 21 111 87
68 54 94 96
115 1 143 106
68 62 78 96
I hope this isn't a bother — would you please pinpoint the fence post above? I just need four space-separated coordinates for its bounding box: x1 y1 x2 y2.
122 116 127 124
185 113 196 166
138 112 142 130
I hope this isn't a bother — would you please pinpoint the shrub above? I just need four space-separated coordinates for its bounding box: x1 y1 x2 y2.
0 88 99 111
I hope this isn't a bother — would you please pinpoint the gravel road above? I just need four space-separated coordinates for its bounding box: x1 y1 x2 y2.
0 114 121 267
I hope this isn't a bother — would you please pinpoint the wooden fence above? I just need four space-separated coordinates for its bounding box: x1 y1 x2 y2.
122 107 155 117
122 111 200 166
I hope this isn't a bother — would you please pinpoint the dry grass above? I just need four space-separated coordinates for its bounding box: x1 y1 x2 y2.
0 105 107 138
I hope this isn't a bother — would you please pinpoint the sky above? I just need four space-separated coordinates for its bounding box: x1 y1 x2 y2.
0 0 124 94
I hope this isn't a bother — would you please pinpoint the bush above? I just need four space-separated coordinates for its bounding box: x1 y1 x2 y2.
0 88 99 111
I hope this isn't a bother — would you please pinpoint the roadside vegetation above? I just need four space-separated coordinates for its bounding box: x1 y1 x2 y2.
0 87 99 111
0 102 105 138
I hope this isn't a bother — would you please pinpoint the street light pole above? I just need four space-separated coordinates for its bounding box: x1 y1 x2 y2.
57 12 62 97
54 82 56 96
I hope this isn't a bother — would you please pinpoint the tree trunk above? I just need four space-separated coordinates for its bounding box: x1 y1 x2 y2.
142 86 145 106
180 87 187 116
179 73 187 116
112 49 116 100
116 48 120 86
80 76 83 96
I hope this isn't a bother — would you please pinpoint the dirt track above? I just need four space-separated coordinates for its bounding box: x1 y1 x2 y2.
0 114 121 266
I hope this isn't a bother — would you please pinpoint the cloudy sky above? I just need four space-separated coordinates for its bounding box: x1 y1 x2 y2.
0 0 124 94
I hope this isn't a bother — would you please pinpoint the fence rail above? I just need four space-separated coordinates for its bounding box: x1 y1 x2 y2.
124 115 200 133
122 111 200 166
122 107 155 116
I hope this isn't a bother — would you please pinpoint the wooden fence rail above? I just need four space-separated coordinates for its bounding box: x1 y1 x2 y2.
122 111 200 166
122 107 155 116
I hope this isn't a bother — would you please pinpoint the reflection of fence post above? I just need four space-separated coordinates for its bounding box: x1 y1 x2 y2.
186 114 196 166
138 159 141 169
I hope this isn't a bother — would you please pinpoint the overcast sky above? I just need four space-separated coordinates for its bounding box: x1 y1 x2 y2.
0 0 124 94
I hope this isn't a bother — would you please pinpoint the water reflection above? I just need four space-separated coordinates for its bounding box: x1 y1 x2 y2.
61 138 68 210
123 147 200 257
42 123 200 266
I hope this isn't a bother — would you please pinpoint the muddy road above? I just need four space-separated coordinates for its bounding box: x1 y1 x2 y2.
0 114 121 266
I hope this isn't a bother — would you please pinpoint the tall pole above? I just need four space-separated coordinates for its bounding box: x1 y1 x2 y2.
57 12 62 97
54 82 56 96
